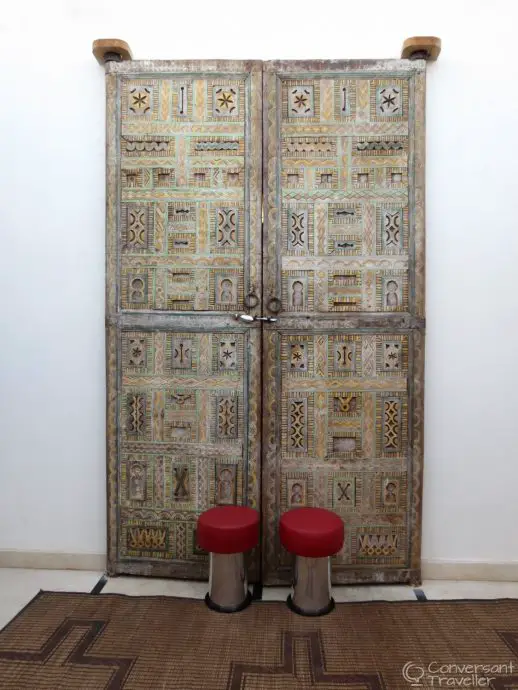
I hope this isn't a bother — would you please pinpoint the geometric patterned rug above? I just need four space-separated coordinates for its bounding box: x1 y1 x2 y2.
1 592 518 689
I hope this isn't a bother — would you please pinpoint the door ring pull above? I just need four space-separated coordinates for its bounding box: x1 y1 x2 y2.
244 292 259 309
267 297 282 314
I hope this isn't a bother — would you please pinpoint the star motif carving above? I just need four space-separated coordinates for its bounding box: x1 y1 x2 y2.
132 93 148 108
217 92 234 109
294 94 308 109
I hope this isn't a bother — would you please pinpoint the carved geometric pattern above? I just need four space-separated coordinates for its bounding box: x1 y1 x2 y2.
328 271 362 311
171 81 193 120
122 332 152 373
353 135 408 156
370 79 408 122
127 459 147 501
121 520 174 559
328 391 363 417
328 473 362 513
216 395 238 439
334 79 357 120
283 203 314 254
282 136 335 158
376 335 409 376
209 269 244 311
351 525 406 565
125 393 147 438
376 392 408 458
282 392 314 457
169 336 195 371
121 135 175 157
375 270 409 312
282 472 314 509
373 472 408 513
207 80 245 121
288 399 307 451
383 400 400 450
121 79 160 120
289 342 307 371
281 334 314 377
218 338 238 371
281 271 314 312
172 465 190 501
282 80 320 121
121 271 150 309
214 464 237 505
328 431 362 460
216 208 238 248
204 457 243 508
376 205 408 255
328 335 362 376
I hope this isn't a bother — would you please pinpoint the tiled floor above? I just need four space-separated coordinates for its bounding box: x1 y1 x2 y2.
1 569 518 629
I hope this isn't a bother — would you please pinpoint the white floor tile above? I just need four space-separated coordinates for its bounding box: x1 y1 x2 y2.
334 585 416 602
261 587 290 601
102 576 207 599
261 584 416 602
422 580 518 600
0 568 103 629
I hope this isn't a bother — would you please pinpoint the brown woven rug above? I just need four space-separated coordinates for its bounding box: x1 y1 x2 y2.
1 592 518 689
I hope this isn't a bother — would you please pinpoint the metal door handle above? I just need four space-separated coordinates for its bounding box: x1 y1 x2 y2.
234 314 278 323
266 297 282 314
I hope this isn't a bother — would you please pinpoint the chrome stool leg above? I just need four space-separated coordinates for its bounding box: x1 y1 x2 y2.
205 552 252 613
287 555 335 616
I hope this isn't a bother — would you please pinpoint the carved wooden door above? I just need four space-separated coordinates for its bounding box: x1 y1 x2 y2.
261 60 425 585
105 61 263 578
104 57 425 584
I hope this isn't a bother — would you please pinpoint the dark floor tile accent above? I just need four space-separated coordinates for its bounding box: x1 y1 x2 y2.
252 583 263 601
414 588 428 601
90 575 108 595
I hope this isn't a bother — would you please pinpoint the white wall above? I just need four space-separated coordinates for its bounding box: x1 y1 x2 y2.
1 0 517 570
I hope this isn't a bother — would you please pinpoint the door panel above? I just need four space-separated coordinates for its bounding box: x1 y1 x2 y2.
106 61 262 578
262 61 425 584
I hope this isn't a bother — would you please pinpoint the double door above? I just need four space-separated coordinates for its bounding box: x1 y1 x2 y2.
105 59 425 585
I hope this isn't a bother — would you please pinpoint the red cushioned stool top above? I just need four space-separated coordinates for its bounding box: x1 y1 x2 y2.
280 507 344 558
197 506 259 554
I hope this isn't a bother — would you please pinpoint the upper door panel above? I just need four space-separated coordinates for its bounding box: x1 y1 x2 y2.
106 60 262 315
263 60 425 319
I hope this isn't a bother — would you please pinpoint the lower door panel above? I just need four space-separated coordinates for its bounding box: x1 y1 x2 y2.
107 318 261 580
261 321 423 585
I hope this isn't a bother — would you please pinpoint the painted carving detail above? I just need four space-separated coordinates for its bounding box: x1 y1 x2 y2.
172 338 192 369
383 399 400 451
128 394 145 434
358 533 398 557
289 399 307 451
173 466 189 501
218 339 237 370
217 396 237 438
383 342 401 371
217 209 237 248
128 527 166 550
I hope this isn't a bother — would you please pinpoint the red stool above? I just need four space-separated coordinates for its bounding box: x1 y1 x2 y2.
197 506 259 613
280 507 344 616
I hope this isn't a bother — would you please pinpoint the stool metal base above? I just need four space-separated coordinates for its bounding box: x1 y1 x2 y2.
287 593 335 617
205 590 252 613
290 554 334 616
205 552 250 613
